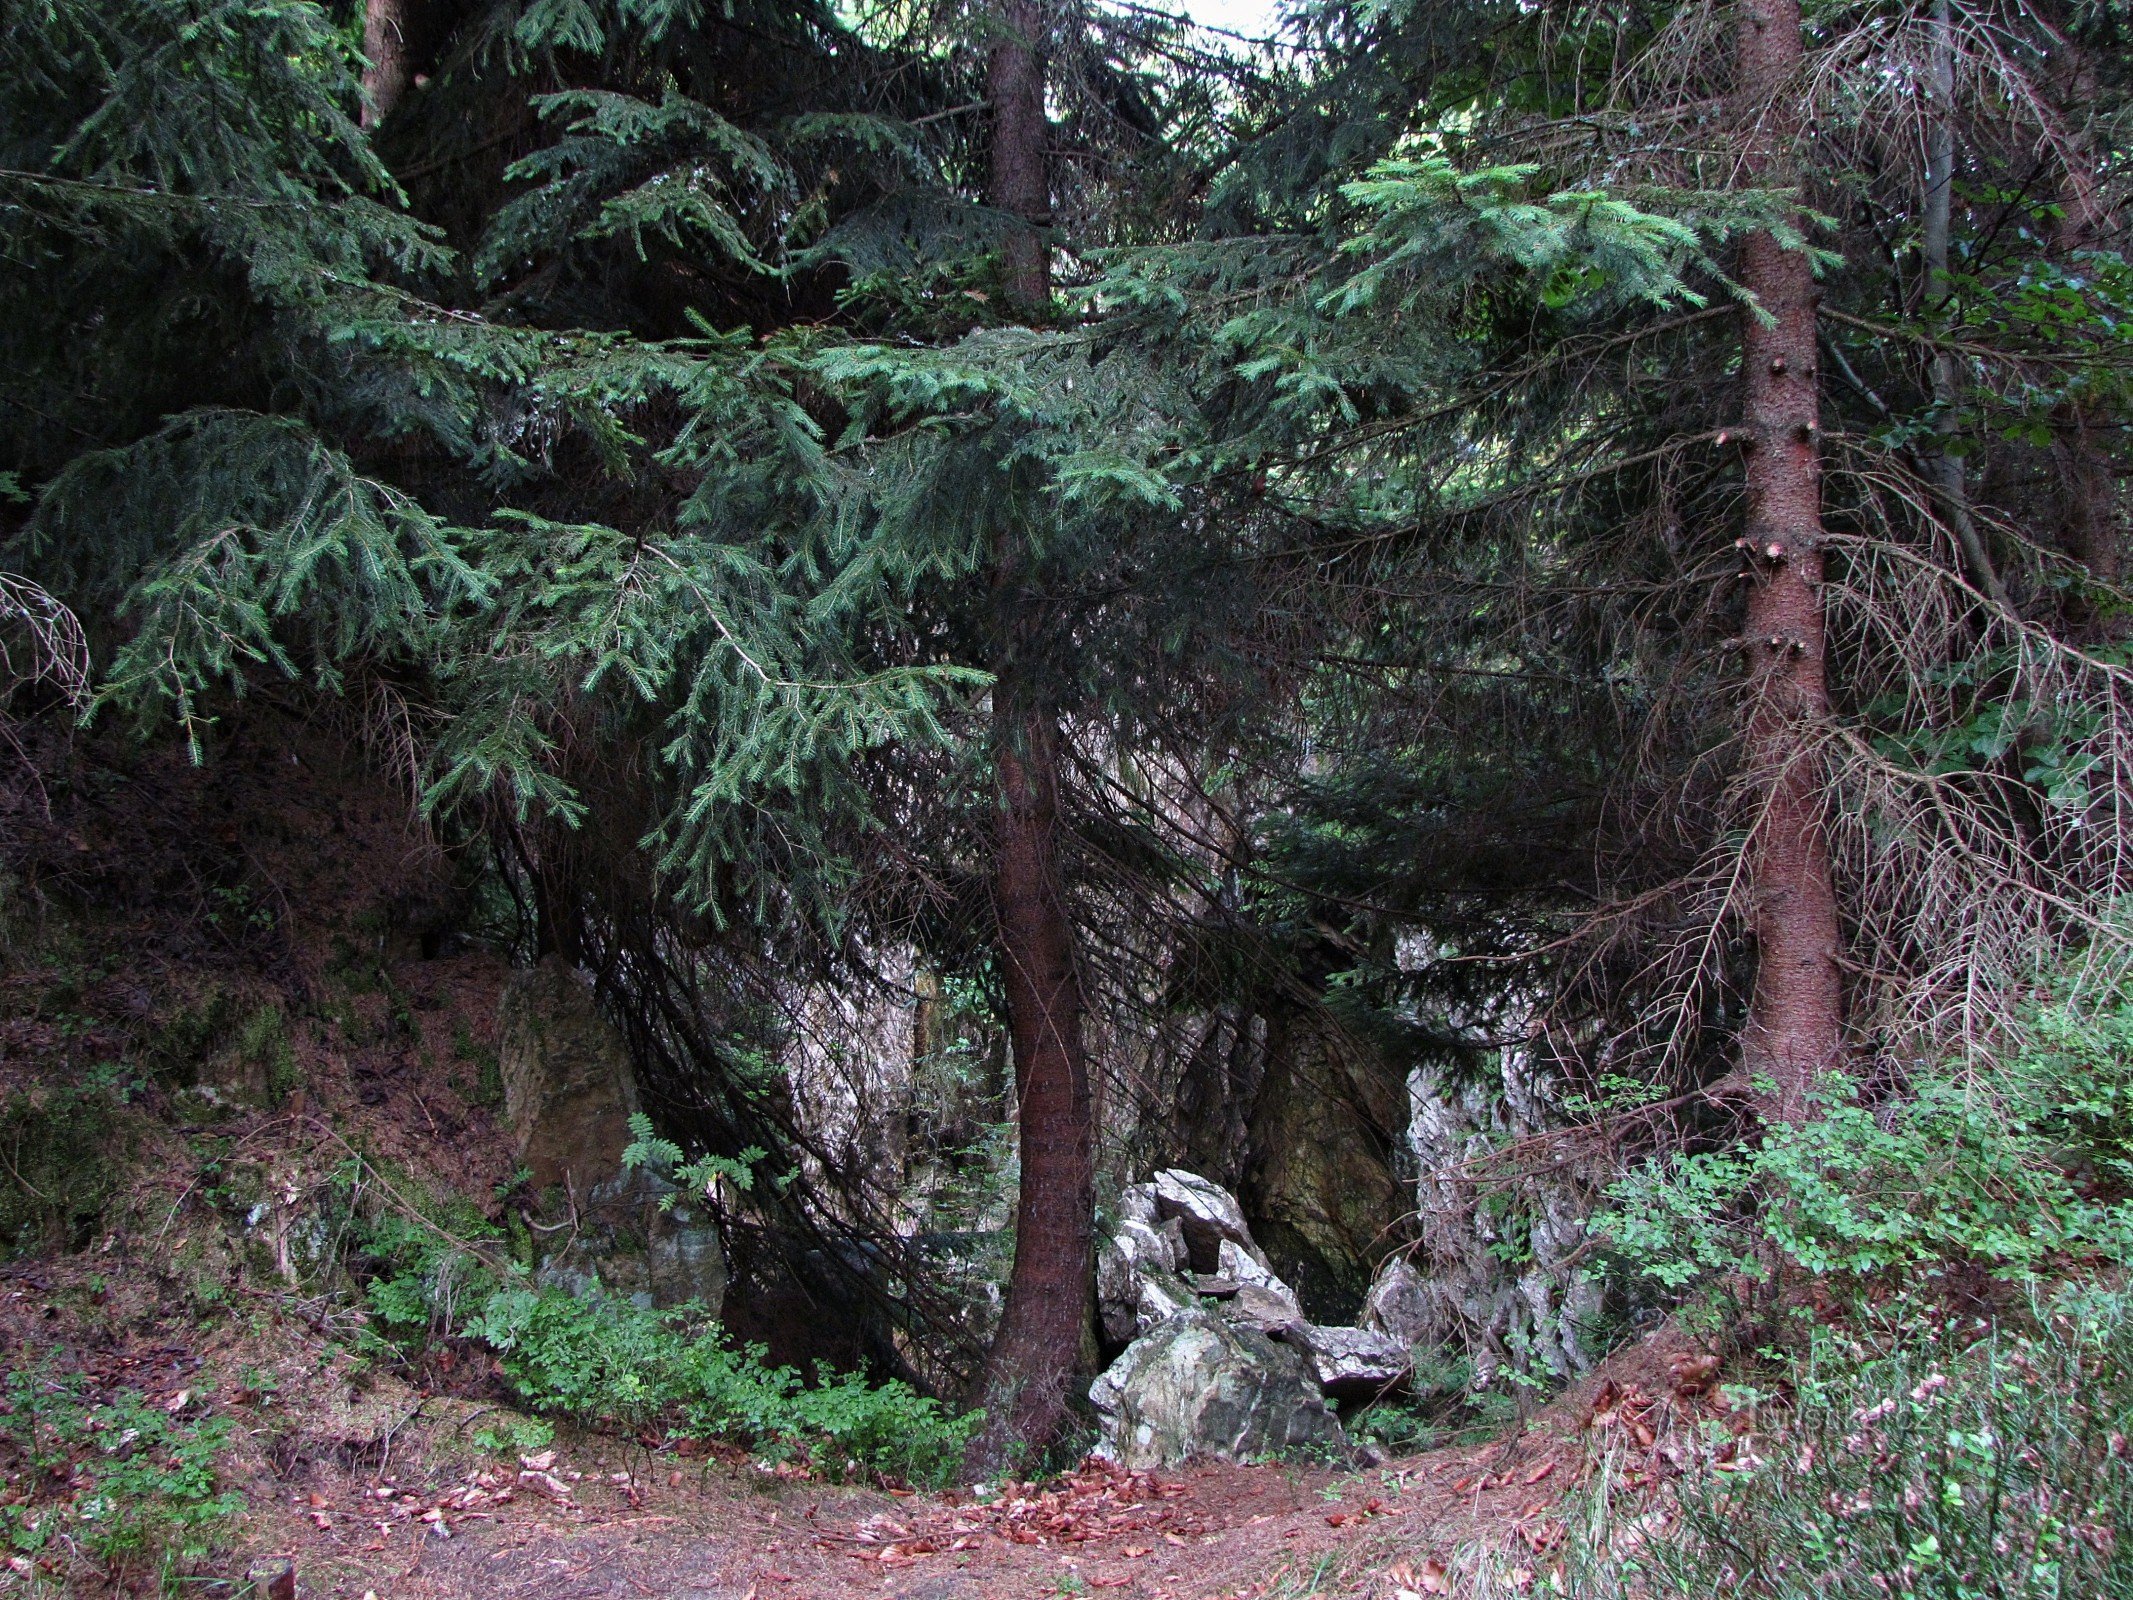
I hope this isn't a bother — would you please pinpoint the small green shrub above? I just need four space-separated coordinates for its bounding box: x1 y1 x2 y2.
0 1371 243 1591
1603 1001 2133 1296
464 1286 979 1486
1561 984 2133 1597
337 1162 510 1347
333 1161 978 1486
620 1113 766 1207
470 1416 555 1455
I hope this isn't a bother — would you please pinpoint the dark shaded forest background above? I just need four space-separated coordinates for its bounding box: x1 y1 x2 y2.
4 0 2133 1587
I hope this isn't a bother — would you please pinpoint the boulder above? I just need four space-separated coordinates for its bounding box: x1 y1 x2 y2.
1150 1169 1266 1273
1096 1243 1138 1346
1360 1255 1431 1347
1099 1194 1201 1344
1222 1282 1308 1337
498 957 640 1197
1218 1238 1302 1314
1284 1322 1411 1399
1089 1308 1344 1469
1099 1216 1190 1344
1135 1272 1197 1332
645 1186 730 1310
1119 1181 1162 1229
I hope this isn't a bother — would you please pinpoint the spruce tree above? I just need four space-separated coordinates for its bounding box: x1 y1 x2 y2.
961 0 1100 1473
1169 0 2133 1124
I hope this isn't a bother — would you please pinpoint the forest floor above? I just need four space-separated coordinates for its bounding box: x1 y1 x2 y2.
0 725 1701 1600
225 1424 1579 1600
4 1217 1665 1600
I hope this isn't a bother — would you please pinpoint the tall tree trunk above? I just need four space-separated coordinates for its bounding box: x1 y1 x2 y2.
965 0 1095 1473
361 0 414 129
1733 0 1845 1122
987 0 1051 323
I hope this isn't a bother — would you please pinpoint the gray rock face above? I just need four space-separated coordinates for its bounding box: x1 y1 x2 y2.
1150 1169 1265 1273
1099 1214 1192 1343
1218 1239 1301 1313
533 1168 729 1316
1089 1309 1344 1468
498 957 641 1198
1360 1256 1431 1346
1285 1322 1412 1398
645 1188 730 1310
1406 1050 1601 1385
499 958 726 1314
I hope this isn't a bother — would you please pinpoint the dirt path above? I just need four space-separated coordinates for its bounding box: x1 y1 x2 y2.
245 1436 1582 1600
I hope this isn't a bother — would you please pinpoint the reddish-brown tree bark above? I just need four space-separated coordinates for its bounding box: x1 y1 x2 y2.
1732 0 1845 1122
964 0 1095 1472
987 0 1051 324
361 0 415 130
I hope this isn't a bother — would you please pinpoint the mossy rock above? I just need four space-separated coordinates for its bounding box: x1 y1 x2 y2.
496 957 640 1197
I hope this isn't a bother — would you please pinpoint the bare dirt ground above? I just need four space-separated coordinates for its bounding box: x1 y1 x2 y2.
231 1425 1591 1600
6 1201 1726 1600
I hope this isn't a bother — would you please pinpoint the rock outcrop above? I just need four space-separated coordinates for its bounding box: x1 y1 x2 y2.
1097 1210 1193 1344
1406 1050 1601 1385
497 957 640 1198
1239 1013 1409 1320
1091 1169 1415 1466
1285 1322 1412 1398
1360 1255 1431 1346
1148 1169 1265 1272
1087 1309 1342 1469
499 957 727 1315
532 1168 729 1315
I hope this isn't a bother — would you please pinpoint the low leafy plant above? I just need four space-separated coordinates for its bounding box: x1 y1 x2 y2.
326 1161 975 1484
1558 984 2133 1598
620 1112 767 1209
1603 992 2133 1296
339 1163 510 1350
0 1371 243 1591
1602 1287 2133 1598
464 1286 979 1486
470 1416 555 1456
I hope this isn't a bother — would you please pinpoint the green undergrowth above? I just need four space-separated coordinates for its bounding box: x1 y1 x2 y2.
1346 1350 1527 1455
1603 992 2133 1297
1613 1286 2133 1598
1498 980 2133 1597
343 1170 977 1488
1473 1286 2133 1600
0 1370 243 1595
465 1288 979 1486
